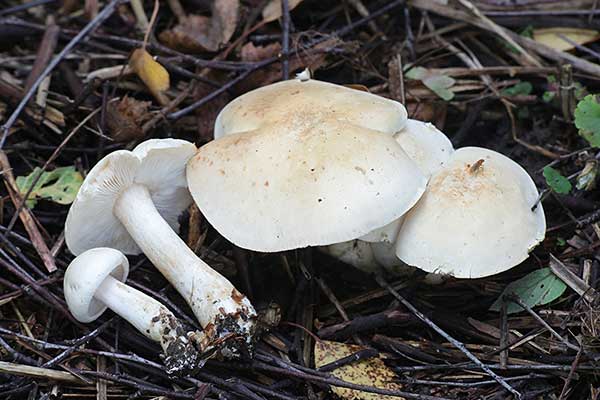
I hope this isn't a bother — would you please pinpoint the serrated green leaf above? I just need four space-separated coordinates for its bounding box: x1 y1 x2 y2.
423 75 455 101
15 166 83 209
490 268 567 314
501 81 533 97
574 94 600 147
543 166 572 194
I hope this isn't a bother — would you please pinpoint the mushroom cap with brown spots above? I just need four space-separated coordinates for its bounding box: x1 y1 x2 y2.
395 147 546 278
188 79 426 252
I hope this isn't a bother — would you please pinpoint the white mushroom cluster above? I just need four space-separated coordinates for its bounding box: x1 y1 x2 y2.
189 75 546 280
63 75 547 375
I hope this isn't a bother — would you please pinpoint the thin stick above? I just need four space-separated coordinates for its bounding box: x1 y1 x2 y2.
281 0 291 80
0 0 122 149
375 275 522 399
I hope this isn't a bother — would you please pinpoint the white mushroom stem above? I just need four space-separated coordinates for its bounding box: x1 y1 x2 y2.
114 184 256 355
93 275 200 374
96 275 182 352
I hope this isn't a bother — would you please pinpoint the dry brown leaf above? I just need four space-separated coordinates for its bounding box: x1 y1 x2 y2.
344 84 370 92
240 42 281 62
262 0 304 23
105 96 151 142
129 48 170 105
314 340 403 400
533 28 600 52
159 0 239 52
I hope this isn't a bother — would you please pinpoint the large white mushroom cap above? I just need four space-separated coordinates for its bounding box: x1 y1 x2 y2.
65 139 197 255
187 79 426 252
360 119 454 243
395 147 546 278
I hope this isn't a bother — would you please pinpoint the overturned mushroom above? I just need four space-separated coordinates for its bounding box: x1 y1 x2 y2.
64 248 200 375
395 147 546 278
65 139 257 359
188 78 427 252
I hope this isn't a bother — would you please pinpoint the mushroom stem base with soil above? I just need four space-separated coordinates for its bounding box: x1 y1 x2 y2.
114 184 257 359
95 275 200 375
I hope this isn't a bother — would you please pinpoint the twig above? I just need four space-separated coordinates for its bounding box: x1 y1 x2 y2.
281 0 291 80
1 106 103 245
0 151 57 273
0 0 123 148
505 294 581 353
375 275 522 399
0 361 83 384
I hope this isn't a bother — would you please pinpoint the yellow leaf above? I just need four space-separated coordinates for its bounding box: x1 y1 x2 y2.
533 28 600 52
262 0 304 23
314 340 403 400
129 48 170 105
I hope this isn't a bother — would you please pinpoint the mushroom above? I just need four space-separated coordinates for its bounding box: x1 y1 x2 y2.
395 146 546 278
187 78 427 252
360 119 454 243
321 240 378 274
64 248 200 375
65 139 257 359
321 119 453 276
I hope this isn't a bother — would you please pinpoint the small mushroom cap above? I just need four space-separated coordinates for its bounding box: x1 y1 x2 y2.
393 119 454 177
188 120 427 252
360 120 454 243
213 79 408 139
64 247 129 323
395 147 546 278
65 139 197 256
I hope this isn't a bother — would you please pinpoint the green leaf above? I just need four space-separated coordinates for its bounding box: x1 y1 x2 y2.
520 25 534 39
556 237 566 247
574 94 600 147
542 91 555 103
490 268 567 314
543 166 572 194
501 81 533 97
423 75 455 101
16 166 83 208
404 66 428 80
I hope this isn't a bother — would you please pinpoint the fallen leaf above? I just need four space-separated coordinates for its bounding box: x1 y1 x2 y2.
314 340 403 400
159 0 239 52
16 166 83 208
405 66 455 101
490 268 567 314
501 81 533 97
105 96 151 142
543 166 572 194
238 39 339 91
576 160 598 191
129 48 170 105
240 42 281 62
533 27 600 52
344 84 370 92
262 0 304 23
574 94 600 148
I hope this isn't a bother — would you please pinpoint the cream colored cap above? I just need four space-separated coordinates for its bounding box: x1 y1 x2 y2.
188 78 425 251
395 147 546 278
